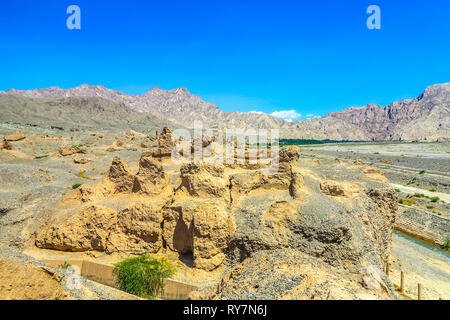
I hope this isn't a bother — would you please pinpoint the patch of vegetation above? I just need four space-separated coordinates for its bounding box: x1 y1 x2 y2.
58 261 72 270
413 193 425 198
72 143 91 148
72 183 82 189
394 189 401 193
398 198 416 206
114 255 175 299
430 196 440 203
75 170 94 180
34 154 49 159
418 170 426 174
426 206 434 210
428 188 436 192
442 236 450 250
20 193 32 202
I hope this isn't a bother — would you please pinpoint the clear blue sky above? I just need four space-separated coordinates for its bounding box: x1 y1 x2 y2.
1 0 449 120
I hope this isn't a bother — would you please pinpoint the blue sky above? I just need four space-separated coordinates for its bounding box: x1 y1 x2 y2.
0 0 449 121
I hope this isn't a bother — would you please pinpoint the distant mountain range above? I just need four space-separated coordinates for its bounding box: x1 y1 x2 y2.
0 95 181 133
1 83 449 141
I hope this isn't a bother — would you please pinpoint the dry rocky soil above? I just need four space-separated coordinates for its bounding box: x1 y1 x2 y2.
0 124 448 300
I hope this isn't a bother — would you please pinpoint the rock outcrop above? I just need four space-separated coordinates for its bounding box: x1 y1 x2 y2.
108 156 135 193
58 145 86 156
319 180 357 197
35 203 164 255
106 137 127 152
151 127 176 158
0 259 70 300
133 154 169 195
195 249 393 300
34 146 398 288
179 163 228 198
163 200 235 271
106 203 163 254
0 138 14 150
36 205 117 252
73 157 91 164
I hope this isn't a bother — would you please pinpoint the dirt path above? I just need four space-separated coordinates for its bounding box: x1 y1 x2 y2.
390 231 450 300
392 183 450 203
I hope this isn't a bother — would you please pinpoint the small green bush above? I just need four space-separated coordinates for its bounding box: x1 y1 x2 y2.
418 170 426 174
72 183 82 189
114 255 175 299
443 236 450 250
430 196 440 203
58 261 72 270
399 198 416 206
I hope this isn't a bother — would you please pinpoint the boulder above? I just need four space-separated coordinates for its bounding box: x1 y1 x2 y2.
73 157 91 164
58 146 86 156
354 159 366 166
0 138 14 150
106 137 126 152
320 180 348 197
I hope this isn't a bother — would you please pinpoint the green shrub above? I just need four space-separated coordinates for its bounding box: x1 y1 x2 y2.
114 255 175 299
430 197 440 203
428 188 436 192
35 154 49 159
418 170 426 174
443 236 450 250
58 261 72 270
72 183 82 189
399 198 415 206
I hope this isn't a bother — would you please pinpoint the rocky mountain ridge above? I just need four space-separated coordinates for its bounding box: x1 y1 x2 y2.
1 83 449 141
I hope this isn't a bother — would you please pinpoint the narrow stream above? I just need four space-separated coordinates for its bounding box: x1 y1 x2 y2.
393 230 450 259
